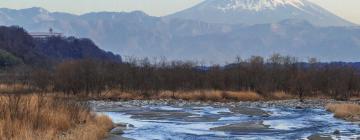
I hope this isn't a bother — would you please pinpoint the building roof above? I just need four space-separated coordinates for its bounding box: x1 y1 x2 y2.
29 32 62 38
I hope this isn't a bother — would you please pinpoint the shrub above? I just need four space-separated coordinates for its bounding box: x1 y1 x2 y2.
326 103 360 121
0 49 22 67
271 91 295 100
0 95 113 140
224 91 263 101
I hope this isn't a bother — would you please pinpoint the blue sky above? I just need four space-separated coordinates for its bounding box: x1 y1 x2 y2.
0 0 359 24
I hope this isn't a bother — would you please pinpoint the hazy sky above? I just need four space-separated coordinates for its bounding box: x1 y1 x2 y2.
0 0 359 24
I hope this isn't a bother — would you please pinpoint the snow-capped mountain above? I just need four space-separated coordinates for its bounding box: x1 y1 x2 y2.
216 0 305 11
167 0 355 26
1 7 360 63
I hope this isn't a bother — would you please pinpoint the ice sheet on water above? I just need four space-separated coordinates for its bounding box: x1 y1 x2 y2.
103 111 228 140
186 106 231 116
263 119 307 130
146 106 183 111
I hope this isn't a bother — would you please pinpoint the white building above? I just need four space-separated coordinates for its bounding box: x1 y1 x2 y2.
30 28 62 39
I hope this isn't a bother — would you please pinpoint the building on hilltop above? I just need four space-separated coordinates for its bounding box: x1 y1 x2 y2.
30 28 62 39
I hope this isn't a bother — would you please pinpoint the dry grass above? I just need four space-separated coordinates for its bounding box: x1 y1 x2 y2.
99 90 360 102
0 95 113 140
157 90 263 101
223 91 263 101
0 84 34 94
102 90 263 102
271 91 295 100
100 89 360 102
102 90 145 100
326 103 360 121
60 115 113 140
157 90 224 101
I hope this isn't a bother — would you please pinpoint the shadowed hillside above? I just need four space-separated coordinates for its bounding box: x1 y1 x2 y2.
0 26 121 67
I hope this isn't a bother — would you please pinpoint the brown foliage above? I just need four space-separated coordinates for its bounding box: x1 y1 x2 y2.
0 95 113 140
103 90 263 102
326 103 360 121
5 55 360 101
271 91 295 100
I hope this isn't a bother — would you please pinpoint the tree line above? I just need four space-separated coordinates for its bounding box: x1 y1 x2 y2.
1 54 360 101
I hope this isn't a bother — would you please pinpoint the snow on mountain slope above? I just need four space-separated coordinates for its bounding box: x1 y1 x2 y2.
216 0 305 11
166 0 355 27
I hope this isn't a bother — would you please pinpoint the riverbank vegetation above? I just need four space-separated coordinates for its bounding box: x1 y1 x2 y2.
103 90 264 101
2 54 358 101
0 95 113 140
0 54 359 139
326 103 360 121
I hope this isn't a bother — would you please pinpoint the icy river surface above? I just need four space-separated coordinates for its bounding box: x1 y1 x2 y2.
92 101 360 140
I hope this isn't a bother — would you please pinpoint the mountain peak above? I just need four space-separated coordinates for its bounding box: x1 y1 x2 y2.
23 7 49 13
212 0 305 12
167 0 354 27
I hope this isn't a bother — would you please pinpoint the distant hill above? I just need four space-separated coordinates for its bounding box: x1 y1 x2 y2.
1 7 360 63
0 26 121 67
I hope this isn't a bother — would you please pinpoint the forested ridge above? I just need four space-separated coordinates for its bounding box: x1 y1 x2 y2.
0 26 121 67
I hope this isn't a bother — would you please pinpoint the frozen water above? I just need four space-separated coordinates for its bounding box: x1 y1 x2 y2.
99 104 360 140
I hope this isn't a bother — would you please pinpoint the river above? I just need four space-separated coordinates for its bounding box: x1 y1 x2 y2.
92 100 360 140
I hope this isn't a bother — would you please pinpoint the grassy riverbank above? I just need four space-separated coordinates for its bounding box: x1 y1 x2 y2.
0 84 359 140
326 103 360 121
0 95 113 140
102 90 264 101
100 90 343 102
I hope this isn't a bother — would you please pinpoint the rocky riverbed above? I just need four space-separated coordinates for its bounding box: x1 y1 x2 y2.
90 99 360 140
